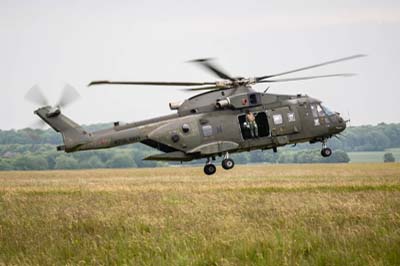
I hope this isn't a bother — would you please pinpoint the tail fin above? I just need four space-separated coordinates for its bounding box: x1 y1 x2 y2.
34 106 91 152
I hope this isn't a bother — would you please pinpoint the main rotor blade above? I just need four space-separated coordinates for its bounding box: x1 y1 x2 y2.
183 85 221 91
25 85 48 106
257 73 356 83
88 80 216 87
57 84 80 108
256 54 366 81
189 58 235 81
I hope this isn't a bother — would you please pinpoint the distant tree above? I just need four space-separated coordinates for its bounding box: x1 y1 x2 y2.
132 150 157 168
106 154 136 168
13 155 49 170
370 132 391 151
0 160 13 170
80 156 104 169
294 151 314 163
155 161 168 167
94 150 115 164
325 150 350 163
275 149 350 164
383 153 395 163
55 155 79 169
231 152 250 164
262 151 278 163
249 151 266 163
277 152 290 163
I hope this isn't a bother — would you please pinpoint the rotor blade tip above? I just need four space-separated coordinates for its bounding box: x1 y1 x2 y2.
25 84 48 106
88 80 109 86
187 57 215 63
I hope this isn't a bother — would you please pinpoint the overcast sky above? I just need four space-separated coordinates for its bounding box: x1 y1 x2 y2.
1 0 399 129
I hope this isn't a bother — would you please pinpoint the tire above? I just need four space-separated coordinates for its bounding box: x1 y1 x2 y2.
321 148 332 157
204 164 217 175
222 158 235 170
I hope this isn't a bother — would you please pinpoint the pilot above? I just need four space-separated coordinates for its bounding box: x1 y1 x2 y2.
245 110 258 138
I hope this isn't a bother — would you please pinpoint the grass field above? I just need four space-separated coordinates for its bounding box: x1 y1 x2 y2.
0 164 399 265
348 148 400 163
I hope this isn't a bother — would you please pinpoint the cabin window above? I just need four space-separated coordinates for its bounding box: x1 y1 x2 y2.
314 118 320 126
273 114 283 125
202 125 213 137
311 104 318 118
287 112 296 122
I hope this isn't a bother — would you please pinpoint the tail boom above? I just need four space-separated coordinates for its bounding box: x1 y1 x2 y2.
34 106 151 153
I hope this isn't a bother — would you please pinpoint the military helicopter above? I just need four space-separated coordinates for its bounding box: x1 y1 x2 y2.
28 55 365 175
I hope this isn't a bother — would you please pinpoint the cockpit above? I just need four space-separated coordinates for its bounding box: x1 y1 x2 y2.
310 103 337 117
321 105 334 116
309 102 345 133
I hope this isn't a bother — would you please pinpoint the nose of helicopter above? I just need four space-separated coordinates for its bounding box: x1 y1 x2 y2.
332 113 347 134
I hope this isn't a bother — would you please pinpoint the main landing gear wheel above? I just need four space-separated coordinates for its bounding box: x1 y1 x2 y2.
321 147 332 157
204 164 217 175
222 158 235 170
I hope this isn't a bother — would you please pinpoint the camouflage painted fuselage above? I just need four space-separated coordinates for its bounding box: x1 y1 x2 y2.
35 86 346 162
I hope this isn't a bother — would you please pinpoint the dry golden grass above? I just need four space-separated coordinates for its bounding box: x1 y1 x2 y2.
0 163 399 265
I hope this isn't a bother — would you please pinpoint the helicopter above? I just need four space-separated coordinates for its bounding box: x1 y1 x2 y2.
28 55 365 175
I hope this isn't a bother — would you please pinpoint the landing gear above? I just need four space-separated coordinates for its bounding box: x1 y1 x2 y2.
204 157 216 175
321 148 332 157
204 164 216 175
203 153 235 175
222 152 235 170
222 159 235 170
321 140 332 157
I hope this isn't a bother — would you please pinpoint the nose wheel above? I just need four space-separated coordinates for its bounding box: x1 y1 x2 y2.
321 140 332 157
321 147 332 157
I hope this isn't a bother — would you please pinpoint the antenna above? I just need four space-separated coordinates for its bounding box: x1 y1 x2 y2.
346 110 351 127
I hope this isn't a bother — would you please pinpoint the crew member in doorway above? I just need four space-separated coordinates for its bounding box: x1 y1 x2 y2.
245 110 258 138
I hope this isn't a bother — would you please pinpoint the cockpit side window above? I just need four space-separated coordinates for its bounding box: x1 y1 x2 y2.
287 112 296 122
317 105 325 117
310 104 318 118
322 105 334 116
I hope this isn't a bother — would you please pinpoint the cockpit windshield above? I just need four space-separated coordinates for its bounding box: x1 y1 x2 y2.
321 105 334 116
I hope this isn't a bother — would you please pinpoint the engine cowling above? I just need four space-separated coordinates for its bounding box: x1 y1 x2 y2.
216 98 230 109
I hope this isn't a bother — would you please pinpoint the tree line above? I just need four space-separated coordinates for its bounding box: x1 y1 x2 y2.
0 122 399 170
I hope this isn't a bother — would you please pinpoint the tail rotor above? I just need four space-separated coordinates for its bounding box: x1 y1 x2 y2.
25 84 80 129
